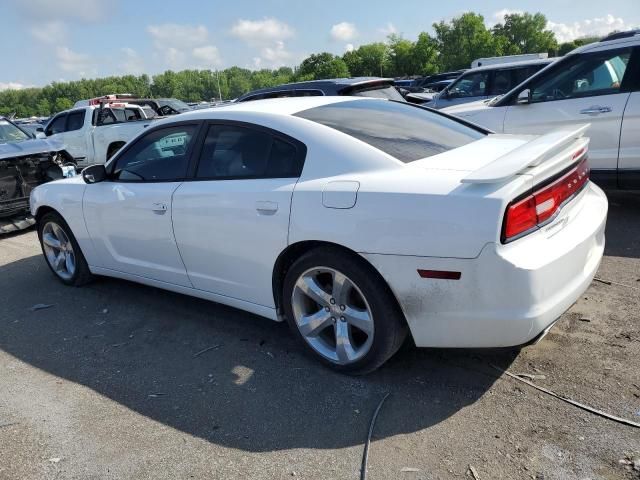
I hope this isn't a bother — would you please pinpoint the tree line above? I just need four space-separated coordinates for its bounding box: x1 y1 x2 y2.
0 12 604 118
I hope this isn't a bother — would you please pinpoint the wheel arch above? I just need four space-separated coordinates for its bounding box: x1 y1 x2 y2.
271 240 406 325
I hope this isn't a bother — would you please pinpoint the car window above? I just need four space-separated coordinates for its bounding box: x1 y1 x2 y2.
491 69 512 95
196 124 303 179
96 109 117 126
46 114 67 135
531 49 631 102
0 119 30 143
296 100 485 163
296 89 324 97
66 111 84 132
124 108 142 121
448 72 489 98
113 125 198 182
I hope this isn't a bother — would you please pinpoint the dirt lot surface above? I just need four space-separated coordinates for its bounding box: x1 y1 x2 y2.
0 191 638 480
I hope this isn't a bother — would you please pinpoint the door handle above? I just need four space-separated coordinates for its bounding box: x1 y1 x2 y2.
151 202 168 212
580 106 612 115
256 201 278 215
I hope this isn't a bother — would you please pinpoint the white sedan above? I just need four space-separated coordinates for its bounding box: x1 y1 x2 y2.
31 97 607 374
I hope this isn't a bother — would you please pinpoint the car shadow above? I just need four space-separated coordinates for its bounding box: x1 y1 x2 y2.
603 190 640 259
0 253 516 452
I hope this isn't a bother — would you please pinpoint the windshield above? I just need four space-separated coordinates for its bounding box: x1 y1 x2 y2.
296 100 485 163
349 85 405 101
0 119 30 143
159 99 191 112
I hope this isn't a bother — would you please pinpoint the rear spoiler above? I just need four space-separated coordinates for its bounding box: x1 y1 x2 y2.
461 124 590 184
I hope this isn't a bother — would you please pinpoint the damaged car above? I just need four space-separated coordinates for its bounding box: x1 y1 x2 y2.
0 116 75 234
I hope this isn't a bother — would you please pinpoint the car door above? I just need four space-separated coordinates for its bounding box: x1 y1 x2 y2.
83 122 202 286
60 110 91 163
502 47 633 172
617 47 640 189
172 122 306 308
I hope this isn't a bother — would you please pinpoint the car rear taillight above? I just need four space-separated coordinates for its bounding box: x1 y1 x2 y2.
502 155 590 243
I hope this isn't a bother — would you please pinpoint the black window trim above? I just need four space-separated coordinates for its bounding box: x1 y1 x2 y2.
190 119 308 182
45 112 68 136
496 46 635 106
106 120 205 183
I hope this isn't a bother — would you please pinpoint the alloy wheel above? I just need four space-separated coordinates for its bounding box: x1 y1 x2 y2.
291 267 374 364
42 221 76 281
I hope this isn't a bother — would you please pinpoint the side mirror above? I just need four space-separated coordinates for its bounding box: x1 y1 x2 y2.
82 164 108 184
517 89 531 104
35 132 47 139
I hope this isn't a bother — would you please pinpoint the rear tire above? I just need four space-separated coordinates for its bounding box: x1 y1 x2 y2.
37 211 93 286
282 247 408 375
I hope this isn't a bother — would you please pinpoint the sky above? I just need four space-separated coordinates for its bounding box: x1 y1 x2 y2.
1 0 639 90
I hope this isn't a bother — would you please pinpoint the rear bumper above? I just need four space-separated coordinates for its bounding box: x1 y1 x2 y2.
362 182 607 348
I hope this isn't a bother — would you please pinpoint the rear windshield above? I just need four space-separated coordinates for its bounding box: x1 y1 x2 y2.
295 100 485 163
348 84 405 101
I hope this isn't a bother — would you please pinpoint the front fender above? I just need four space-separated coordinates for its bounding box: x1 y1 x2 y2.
31 178 100 267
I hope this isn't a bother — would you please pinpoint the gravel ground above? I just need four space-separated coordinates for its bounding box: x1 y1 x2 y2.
0 191 638 480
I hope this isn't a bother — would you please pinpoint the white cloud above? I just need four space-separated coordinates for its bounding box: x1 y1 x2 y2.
378 22 397 37
146 24 222 70
345 43 355 53
147 24 209 49
192 45 222 67
0 82 30 91
231 18 294 46
231 18 295 68
14 0 105 22
56 46 96 77
547 14 632 42
29 20 67 44
330 22 357 42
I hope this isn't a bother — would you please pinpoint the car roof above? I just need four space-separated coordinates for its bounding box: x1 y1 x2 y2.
463 57 558 73
237 77 393 98
168 96 375 121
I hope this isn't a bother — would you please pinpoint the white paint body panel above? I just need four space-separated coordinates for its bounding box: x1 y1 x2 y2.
443 94 631 171
172 178 296 308
619 91 640 171
30 96 608 348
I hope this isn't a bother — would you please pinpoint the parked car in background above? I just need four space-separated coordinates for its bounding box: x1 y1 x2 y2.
236 77 405 102
74 95 192 116
424 58 556 109
31 96 606 373
42 103 156 166
442 30 640 189
0 116 74 233
412 70 466 90
471 52 549 69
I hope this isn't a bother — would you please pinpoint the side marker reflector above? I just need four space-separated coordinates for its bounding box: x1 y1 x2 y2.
417 269 461 280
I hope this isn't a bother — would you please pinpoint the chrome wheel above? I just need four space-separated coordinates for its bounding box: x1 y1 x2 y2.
291 267 374 365
42 221 76 281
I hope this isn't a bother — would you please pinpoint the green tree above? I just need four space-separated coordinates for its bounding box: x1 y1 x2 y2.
492 12 557 55
353 43 390 76
433 12 498 71
413 32 440 75
296 53 350 80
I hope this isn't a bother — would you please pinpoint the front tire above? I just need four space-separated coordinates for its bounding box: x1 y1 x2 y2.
283 247 407 375
37 212 93 286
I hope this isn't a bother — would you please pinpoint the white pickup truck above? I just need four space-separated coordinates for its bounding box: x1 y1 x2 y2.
40 104 156 167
